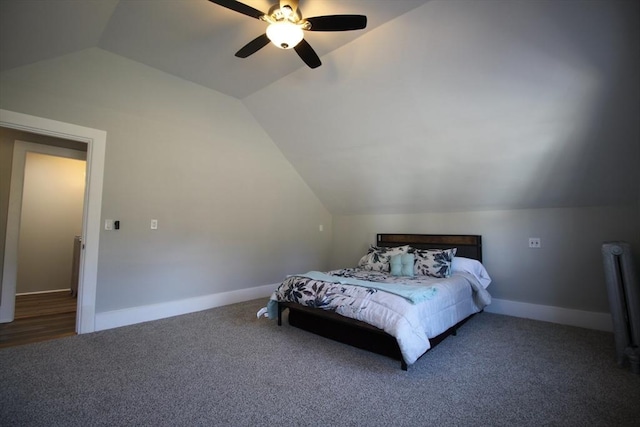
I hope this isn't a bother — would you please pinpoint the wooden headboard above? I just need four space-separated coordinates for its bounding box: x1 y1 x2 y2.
377 234 483 263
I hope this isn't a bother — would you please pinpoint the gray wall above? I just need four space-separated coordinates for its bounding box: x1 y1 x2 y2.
0 47 332 313
330 206 640 314
242 0 640 319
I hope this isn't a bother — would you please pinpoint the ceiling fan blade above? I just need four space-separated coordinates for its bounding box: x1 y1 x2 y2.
294 39 321 69
208 0 265 20
306 15 367 32
235 34 270 58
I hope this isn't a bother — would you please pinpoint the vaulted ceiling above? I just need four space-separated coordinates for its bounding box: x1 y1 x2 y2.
0 0 429 99
2 0 638 215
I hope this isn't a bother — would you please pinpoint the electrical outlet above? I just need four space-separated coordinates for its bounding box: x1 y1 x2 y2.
529 238 541 248
104 219 113 231
150 219 158 230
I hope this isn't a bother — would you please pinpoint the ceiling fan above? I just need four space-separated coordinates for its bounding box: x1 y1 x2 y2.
208 0 367 69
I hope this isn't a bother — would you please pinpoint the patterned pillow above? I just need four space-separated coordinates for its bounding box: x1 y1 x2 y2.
411 248 457 278
358 245 410 272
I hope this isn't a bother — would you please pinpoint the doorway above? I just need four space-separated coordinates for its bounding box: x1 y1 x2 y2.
0 109 106 334
1 139 87 347
18 144 87 291
21 147 86 338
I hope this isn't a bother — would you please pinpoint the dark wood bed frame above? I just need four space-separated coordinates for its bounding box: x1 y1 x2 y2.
277 234 483 370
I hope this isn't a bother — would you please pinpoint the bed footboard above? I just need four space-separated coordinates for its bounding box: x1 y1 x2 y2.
278 301 477 370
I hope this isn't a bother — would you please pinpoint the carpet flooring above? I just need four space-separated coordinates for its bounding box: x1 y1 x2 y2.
1 298 638 426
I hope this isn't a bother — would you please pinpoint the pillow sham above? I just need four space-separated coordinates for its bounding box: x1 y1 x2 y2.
358 245 410 272
451 257 492 288
411 248 457 278
390 253 415 277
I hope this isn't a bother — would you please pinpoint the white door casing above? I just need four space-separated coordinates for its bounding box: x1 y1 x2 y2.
0 109 106 333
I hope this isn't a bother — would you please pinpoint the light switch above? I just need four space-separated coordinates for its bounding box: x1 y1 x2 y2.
105 219 113 231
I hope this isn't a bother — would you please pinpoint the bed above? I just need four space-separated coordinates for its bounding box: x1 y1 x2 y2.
267 234 491 370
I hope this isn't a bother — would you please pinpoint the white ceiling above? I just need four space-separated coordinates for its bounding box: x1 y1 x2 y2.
1 0 429 99
1 0 638 215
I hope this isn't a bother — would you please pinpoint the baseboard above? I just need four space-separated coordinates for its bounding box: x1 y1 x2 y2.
484 298 613 332
94 283 277 332
16 289 70 296
94 291 614 333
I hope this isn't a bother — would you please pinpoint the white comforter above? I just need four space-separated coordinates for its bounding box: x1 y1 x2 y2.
269 268 491 365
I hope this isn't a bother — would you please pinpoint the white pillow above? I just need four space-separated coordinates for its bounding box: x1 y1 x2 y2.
451 257 492 289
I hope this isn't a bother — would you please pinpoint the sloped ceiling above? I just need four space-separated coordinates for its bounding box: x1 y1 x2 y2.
245 0 640 214
1 0 638 215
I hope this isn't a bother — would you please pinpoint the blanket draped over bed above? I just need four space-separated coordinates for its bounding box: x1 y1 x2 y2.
268 268 491 365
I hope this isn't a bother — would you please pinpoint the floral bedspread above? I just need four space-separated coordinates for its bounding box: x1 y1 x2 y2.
268 268 490 365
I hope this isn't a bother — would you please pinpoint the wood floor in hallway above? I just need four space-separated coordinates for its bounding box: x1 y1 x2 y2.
0 291 76 349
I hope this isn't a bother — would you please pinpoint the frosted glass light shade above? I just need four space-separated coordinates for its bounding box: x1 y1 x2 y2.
266 21 304 49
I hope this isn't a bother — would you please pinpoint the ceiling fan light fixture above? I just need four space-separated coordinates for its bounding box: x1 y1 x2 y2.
266 21 304 49
208 0 367 68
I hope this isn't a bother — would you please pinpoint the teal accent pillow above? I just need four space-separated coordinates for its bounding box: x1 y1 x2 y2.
390 253 415 277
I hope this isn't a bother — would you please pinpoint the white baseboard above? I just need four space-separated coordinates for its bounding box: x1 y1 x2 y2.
93 291 614 334
16 289 70 296
94 283 277 332
484 298 613 332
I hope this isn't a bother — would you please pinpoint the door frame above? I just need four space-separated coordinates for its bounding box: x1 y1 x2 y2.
0 109 106 334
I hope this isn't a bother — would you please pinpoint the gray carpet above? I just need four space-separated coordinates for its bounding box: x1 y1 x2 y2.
1 299 638 426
